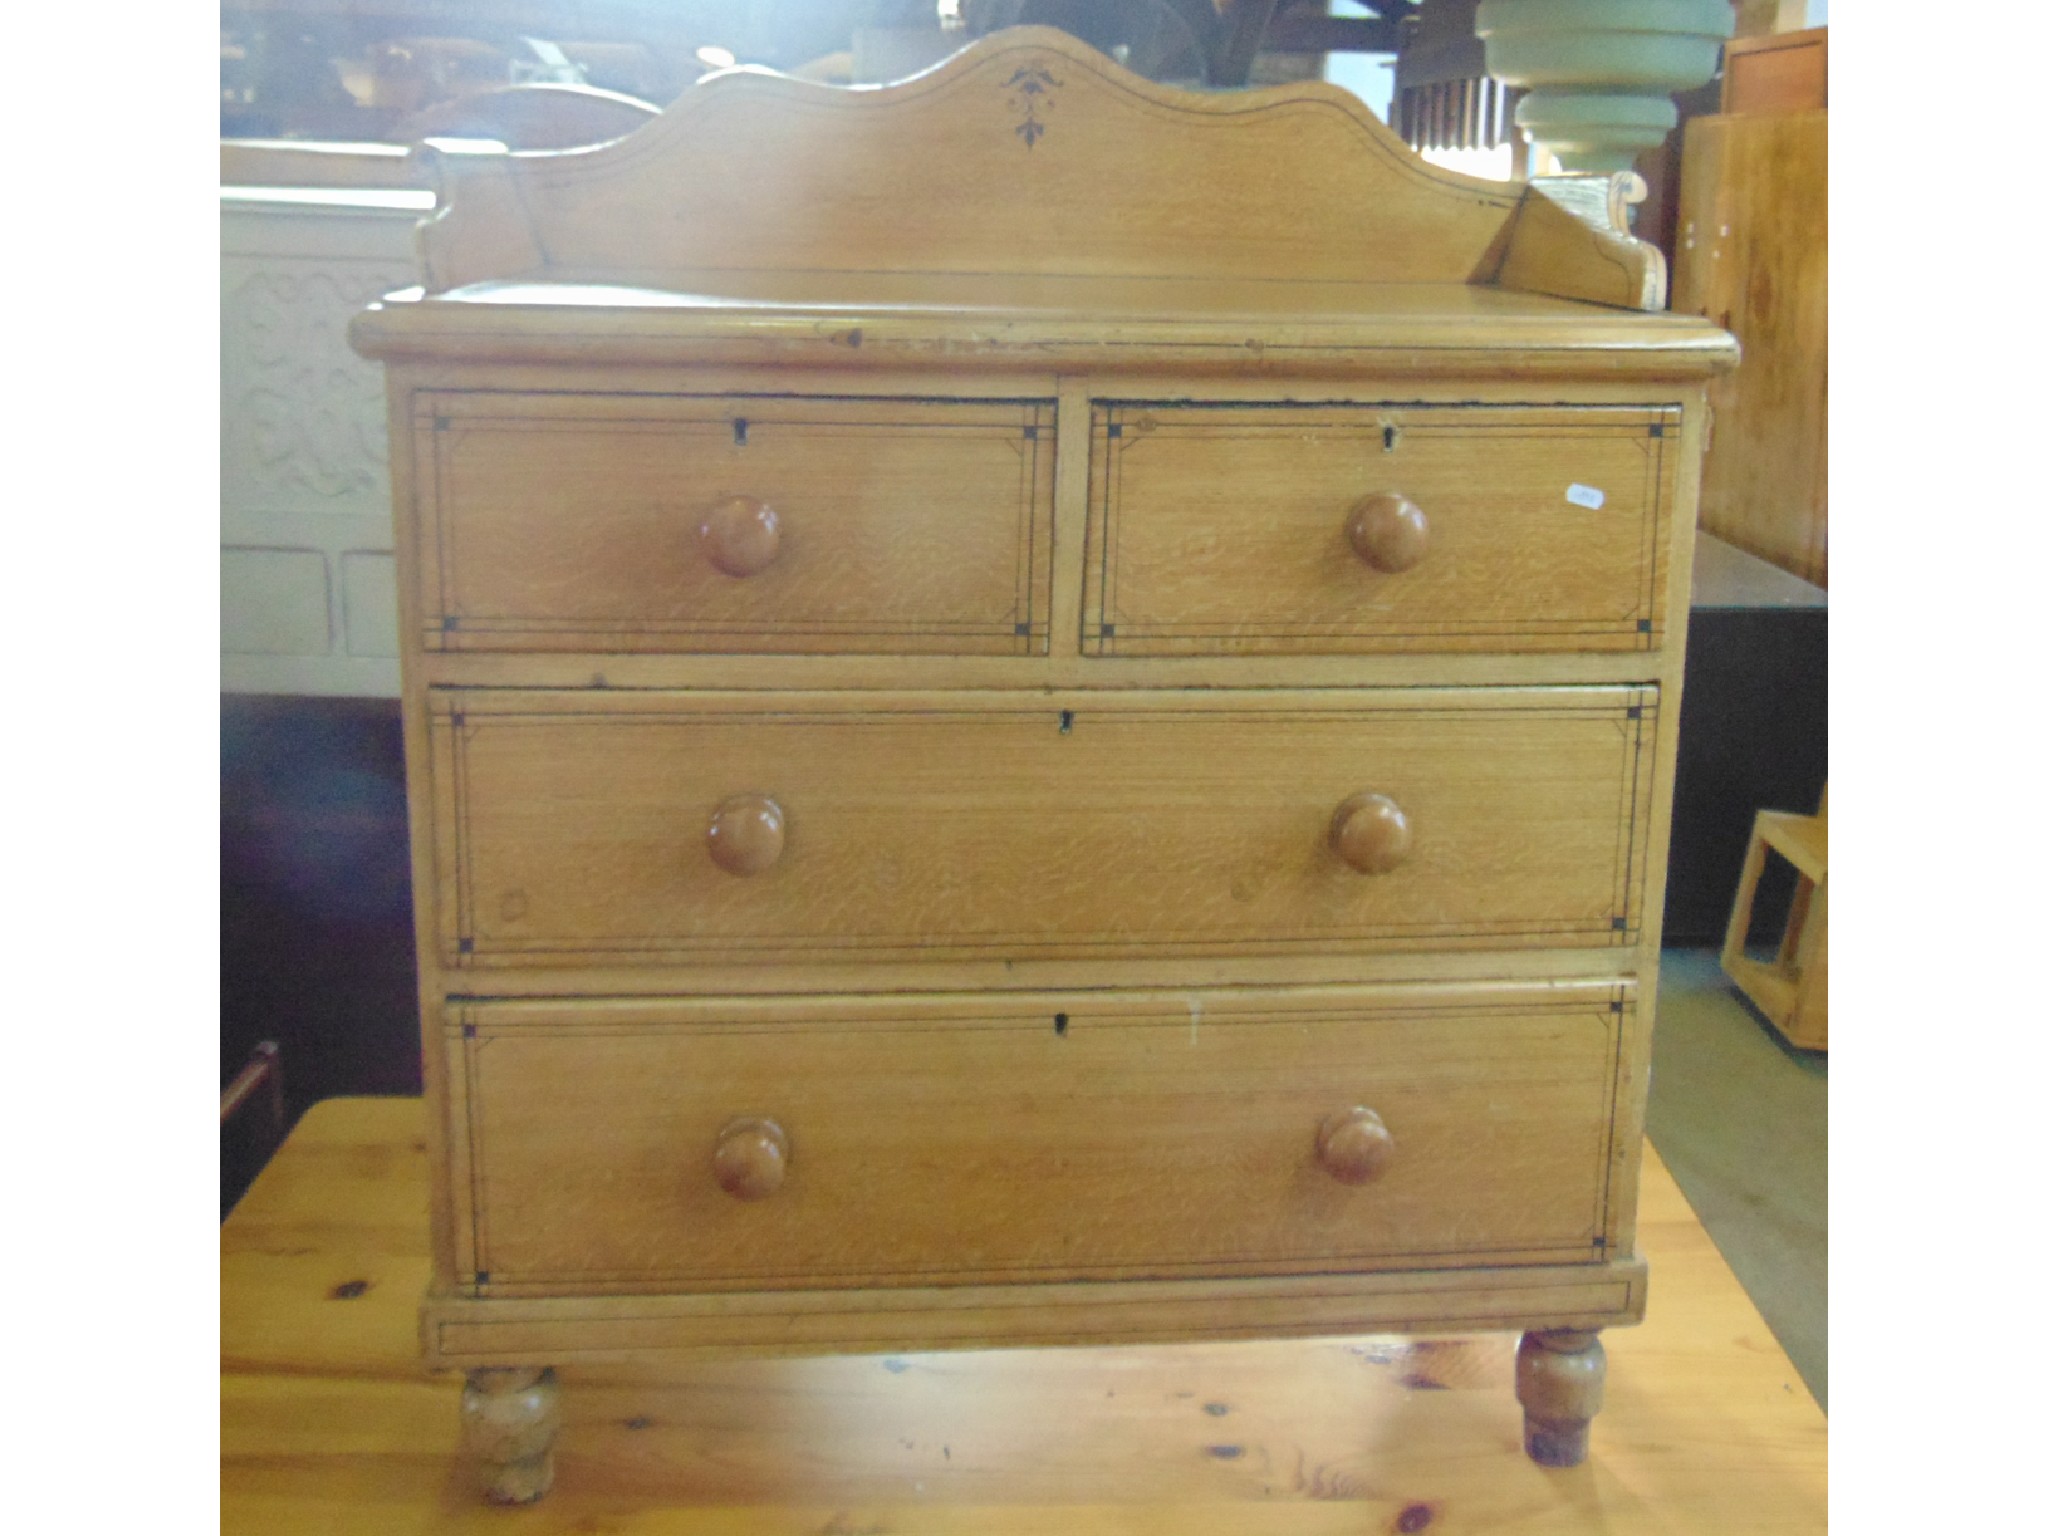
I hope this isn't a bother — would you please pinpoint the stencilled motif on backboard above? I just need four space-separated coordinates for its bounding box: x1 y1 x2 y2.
1004 63 1062 148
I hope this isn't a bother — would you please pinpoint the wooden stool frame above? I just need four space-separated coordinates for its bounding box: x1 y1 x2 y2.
1720 787 1827 1051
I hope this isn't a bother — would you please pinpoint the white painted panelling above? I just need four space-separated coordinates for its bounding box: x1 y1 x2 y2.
221 188 420 696
225 655 403 696
341 551 401 657
222 548 331 655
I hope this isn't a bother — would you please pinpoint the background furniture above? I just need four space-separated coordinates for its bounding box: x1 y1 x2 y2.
353 27 1731 1501
387 80 660 147
1663 533 1827 946
1669 32 1827 586
220 694 421 1214
221 1098 1828 1531
220 1041 286 1221
1721 25 1827 116
1721 788 1828 1052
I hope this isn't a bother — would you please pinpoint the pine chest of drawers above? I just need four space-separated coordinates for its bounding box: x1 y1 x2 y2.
351 28 1736 1503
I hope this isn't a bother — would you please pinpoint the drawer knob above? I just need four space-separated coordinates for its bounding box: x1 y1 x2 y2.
1329 792 1413 875
1347 492 1429 574
706 793 786 876
1317 1106 1395 1185
699 495 782 577
712 1117 788 1200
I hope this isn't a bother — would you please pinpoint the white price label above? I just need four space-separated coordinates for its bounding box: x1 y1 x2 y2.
1566 483 1606 510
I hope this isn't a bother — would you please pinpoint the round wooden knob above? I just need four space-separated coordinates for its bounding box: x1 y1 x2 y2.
1329 793 1412 875
706 793 785 876
698 495 781 577
1316 1106 1395 1185
712 1117 787 1201
1347 493 1429 574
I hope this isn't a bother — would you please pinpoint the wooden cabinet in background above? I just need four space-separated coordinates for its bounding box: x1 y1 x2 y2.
1671 35 1826 587
1722 27 1827 117
351 27 1735 1504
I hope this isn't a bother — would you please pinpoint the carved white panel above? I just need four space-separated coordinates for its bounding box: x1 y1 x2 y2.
222 262 408 512
221 191 420 696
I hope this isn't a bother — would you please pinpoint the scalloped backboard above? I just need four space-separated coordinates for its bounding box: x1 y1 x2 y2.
419 27 1552 295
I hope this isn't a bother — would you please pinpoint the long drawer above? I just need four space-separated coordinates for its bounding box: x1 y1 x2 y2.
412 392 1055 654
428 688 1657 968
1083 402 1679 655
448 983 1631 1293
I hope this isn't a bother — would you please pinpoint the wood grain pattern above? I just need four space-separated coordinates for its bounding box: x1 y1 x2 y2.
1084 403 1679 655
383 378 467 1296
353 29 1728 396
346 25 1732 1494
1671 112 1825 585
1516 1327 1607 1467
1721 27 1827 115
449 982 1629 1294
428 688 1658 967
392 362 1701 416
1498 175 1667 311
411 27 1524 295
1597 395 1707 1266
419 645 1681 695
354 277 1736 379
221 1100 1828 1533
416 393 1055 654
397 29 1671 314
364 948 1650 1008
431 1264 1644 1366
461 1366 561 1504
1721 795 1828 1051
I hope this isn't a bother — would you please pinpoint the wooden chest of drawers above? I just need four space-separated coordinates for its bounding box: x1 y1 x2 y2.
351 28 1735 1503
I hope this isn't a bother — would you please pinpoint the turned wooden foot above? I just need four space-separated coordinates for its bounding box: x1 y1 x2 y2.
1515 1328 1606 1468
462 1367 561 1504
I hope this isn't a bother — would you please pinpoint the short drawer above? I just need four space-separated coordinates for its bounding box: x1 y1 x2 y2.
429 687 1656 967
1082 402 1679 655
448 983 1631 1293
413 393 1054 654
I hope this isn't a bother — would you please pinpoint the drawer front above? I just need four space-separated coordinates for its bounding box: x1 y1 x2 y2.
450 984 1629 1292
1082 403 1679 656
414 393 1054 654
430 688 1656 967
